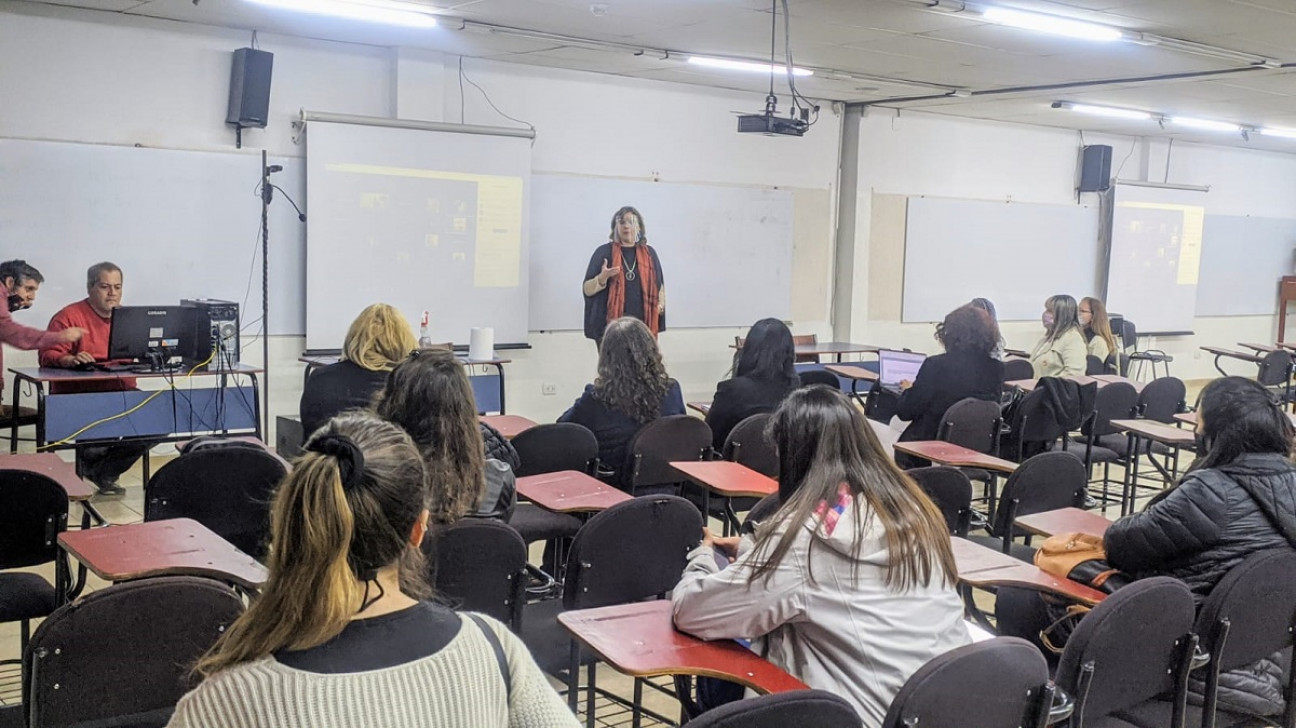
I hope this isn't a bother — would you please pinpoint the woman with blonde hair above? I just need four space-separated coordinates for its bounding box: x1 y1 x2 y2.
1079 296 1118 365
167 412 577 727
299 303 416 435
559 317 684 489
672 386 969 723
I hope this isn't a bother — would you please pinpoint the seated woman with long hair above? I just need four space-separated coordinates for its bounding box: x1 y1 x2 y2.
706 318 800 451
299 303 416 436
167 413 577 727
672 386 970 724
373 349 518 524
895 304 1004 467
558 317 684 489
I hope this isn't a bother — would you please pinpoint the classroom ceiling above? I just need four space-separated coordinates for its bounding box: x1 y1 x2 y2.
21 0 1296 153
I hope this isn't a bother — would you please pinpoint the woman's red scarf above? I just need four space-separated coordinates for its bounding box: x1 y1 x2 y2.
606 243 660 337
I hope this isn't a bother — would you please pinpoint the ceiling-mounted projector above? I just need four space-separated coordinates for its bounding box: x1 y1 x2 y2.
737 93 810 137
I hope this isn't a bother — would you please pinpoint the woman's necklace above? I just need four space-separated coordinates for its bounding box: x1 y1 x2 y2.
621 246 638 282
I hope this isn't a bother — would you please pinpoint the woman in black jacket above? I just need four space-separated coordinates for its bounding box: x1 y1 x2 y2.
705 318 800 452
1104 376 1296 717
894 304 1004 468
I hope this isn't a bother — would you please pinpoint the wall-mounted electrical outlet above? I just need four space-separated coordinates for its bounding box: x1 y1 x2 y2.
542 383 558 396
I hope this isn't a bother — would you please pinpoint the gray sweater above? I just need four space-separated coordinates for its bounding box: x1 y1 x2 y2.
166 613 579 728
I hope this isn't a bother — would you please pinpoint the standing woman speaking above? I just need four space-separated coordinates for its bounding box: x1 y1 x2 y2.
582 206 666 347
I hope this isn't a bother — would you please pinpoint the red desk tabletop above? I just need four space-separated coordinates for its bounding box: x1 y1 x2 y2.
670 461 778 498
0 452 94 501
515 470 631 513
952 537 1106 606
558 600 809 694
1015 507 1113 539
57 518 266 590
892 441 1018 474
479 414 538 440
687 401 712 415
824 364 878 381
1110 419 1197 447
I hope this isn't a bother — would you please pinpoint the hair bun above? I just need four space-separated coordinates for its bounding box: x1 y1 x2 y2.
306 433 366 490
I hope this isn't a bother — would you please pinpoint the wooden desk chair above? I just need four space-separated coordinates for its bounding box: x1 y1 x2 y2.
623 415 712 496
22 576 244 728
0 470 70 665
546 495 702 728
427 518 526 633
690 689 858 728
1053 577 1199 728
883 637 1065 728
145 441 287 562
906 467 974 538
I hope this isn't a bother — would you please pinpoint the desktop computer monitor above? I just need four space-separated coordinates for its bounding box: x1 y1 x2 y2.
107 306 198 370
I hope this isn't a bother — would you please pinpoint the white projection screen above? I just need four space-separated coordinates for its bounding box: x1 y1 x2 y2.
305 120 531 349
1106 183 1207 334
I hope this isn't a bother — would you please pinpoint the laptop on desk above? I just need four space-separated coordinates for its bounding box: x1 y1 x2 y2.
877 349 927 396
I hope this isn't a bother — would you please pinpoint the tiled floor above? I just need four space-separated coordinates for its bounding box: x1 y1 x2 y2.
0 385 1208 724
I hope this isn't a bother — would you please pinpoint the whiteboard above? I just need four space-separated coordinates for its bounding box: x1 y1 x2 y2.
902 197 1100 322
1197 215 1296 316
305 122 532 350
529 175 793 330
0 139 306 336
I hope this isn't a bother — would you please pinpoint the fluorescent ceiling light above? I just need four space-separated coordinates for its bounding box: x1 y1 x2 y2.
688 56 813 77
982 7 1123 42
1058 103 1152 121
246 0 439 27
1260 127 1296 139
1170 116 1241 133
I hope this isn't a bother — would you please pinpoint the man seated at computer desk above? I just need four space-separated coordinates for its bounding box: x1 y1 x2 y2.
39 261 150 496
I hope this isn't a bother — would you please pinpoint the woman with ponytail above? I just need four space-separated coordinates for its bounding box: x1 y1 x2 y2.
168 412 577 728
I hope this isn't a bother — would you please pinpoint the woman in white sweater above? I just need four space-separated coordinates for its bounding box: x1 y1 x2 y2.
1028 294 1088 378
167 412 577 728
671 387 970 726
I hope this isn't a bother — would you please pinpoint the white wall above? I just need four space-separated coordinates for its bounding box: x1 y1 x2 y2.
851 108 1296 381
0 2 842 428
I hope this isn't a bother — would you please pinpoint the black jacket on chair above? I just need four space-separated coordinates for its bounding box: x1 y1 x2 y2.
705 375 796 452
1106 452 1296 716
896 351 1004 443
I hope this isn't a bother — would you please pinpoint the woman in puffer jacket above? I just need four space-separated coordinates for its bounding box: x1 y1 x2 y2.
1105 376 1296 717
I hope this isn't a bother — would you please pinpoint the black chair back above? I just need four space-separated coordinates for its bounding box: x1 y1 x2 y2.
427 518 526 632
937 397 1001 455
797 369 840 389
1003 358 1035 382
511 423 600 477
882 637 1051 728
624 415 712 494
24 576 244 728
691 689 859 728
722 413 777 478
907 467 973 537
1055 576 1196 726
0 470 68 570
1194 549 1296 726
992 452 1086 539
145 444 287 561
563 495 702 610
1257 350 1294 388
1137 377 1186 424
1084 382 1139 439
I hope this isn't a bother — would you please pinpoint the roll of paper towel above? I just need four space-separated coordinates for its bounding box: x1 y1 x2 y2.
469 327 494 361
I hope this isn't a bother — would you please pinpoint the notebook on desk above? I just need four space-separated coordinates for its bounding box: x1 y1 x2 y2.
877 349 927 396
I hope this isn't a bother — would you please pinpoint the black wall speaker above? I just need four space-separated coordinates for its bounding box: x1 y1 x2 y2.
226 48 273 129
1078 144 1113 192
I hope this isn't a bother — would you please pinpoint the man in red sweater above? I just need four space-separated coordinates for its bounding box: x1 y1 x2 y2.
40 262 149 495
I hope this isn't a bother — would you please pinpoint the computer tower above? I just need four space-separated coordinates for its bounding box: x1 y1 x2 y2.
182 299 240 371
